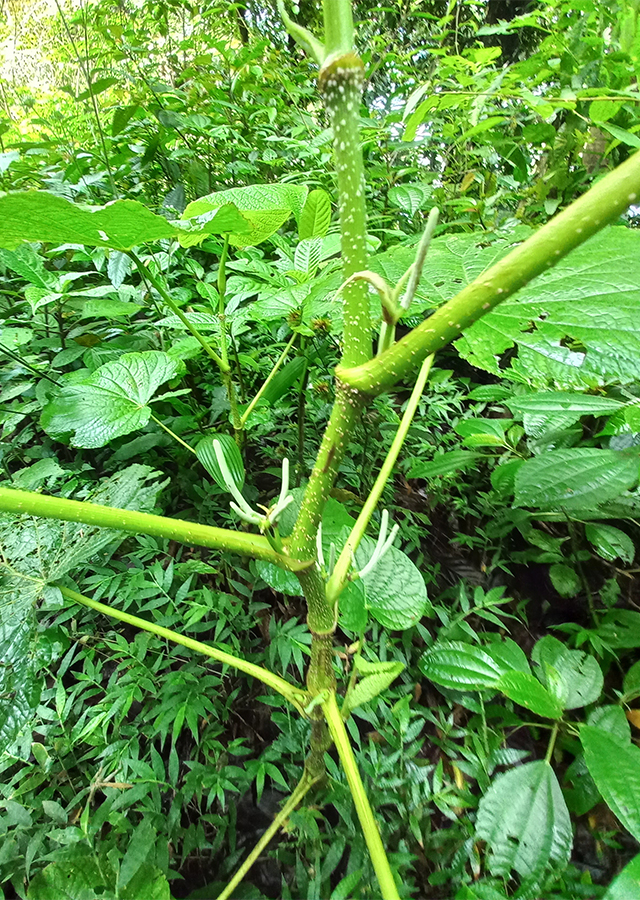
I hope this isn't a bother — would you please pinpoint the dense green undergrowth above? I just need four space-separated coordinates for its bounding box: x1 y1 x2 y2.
2 1 640 898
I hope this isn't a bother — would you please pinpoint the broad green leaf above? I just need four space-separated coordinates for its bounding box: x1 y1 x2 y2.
456 227 640 387
586 523 635 564
587 705 631 744
589 100 622 122
0 465 164 625
41 351 180 447
77 298 143 319
490 458 523 495
581 726 640 842
299 189 332 239
532 636 603 709
0 192 179 251
599 609 640 649
507 392 624 421
339 579 367 632
475 761 572 880
623 659 640 700
293 237 322 275
343 657 404 713
196 434 245 490
494 671 563 719
255 560 301 596
600 122 640 148
183 183 307 247
107 250 133 288
420 641 507 690
603 852 640 900
0 191 247 252
483 637 530 673
119 819 156 889
0 620 43 759
514 449 639 511
354 534 429 630
0 245 56 288
388 184 432 215
408 450 482 479
549 563 581 598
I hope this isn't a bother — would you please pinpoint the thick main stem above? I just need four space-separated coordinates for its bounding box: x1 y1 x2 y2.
319 53 371 367
0 486 306 569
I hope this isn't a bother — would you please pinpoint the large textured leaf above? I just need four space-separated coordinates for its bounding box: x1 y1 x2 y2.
456 227 640 387
532 636 603 709
0 620 43 758
344 657 404 713
0 465 164 626
514 449 639 511
183 183 307 247
354 534 429 630
41 351 180 447
581 726 640 842
420 641 508 690
26 855 170 900
299 189 332 239
603 853 640 900
507 392 624 418
475 761 572 881
494 671 564 719
0 191 244 251
586 523 635 563
0 467 163 757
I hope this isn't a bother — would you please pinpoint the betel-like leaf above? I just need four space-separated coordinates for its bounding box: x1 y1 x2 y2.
456 227 640 387
0 191 248 252
586 523 635 564
532 636 603 709
475 761 572 881
602 852 640 900
581 726 640 842
387 184 432 216
182 183 307 248
514 448 640 511
299 189 332 239
41 351 180 448
196 434 245 490
420 641 508 690
354 533 429 630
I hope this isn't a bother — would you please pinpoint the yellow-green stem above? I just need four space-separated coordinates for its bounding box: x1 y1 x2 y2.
326 354 434 603
149 414 197 454
214 770 320 900
58 585 309 715
322 691 401 900
241 333 297 426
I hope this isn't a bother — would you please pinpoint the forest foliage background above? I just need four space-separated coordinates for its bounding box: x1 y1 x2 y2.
2 0 640 898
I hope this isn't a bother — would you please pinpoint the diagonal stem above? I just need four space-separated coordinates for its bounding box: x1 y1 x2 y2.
57 585 309 715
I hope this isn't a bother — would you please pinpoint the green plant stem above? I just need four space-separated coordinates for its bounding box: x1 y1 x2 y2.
288 384 365 561
149 414 197 454
129 251 229 372
57 585 309 715
215 769 320 900
296 353 310 485
319 52 371 367
321 691 401 900
240 333 297 426
545 721 560 764
337 148 640 396
323 0 354 56
0 486 309 569
326 354 434 604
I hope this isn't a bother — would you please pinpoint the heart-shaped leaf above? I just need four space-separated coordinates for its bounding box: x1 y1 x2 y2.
41 351 180 447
